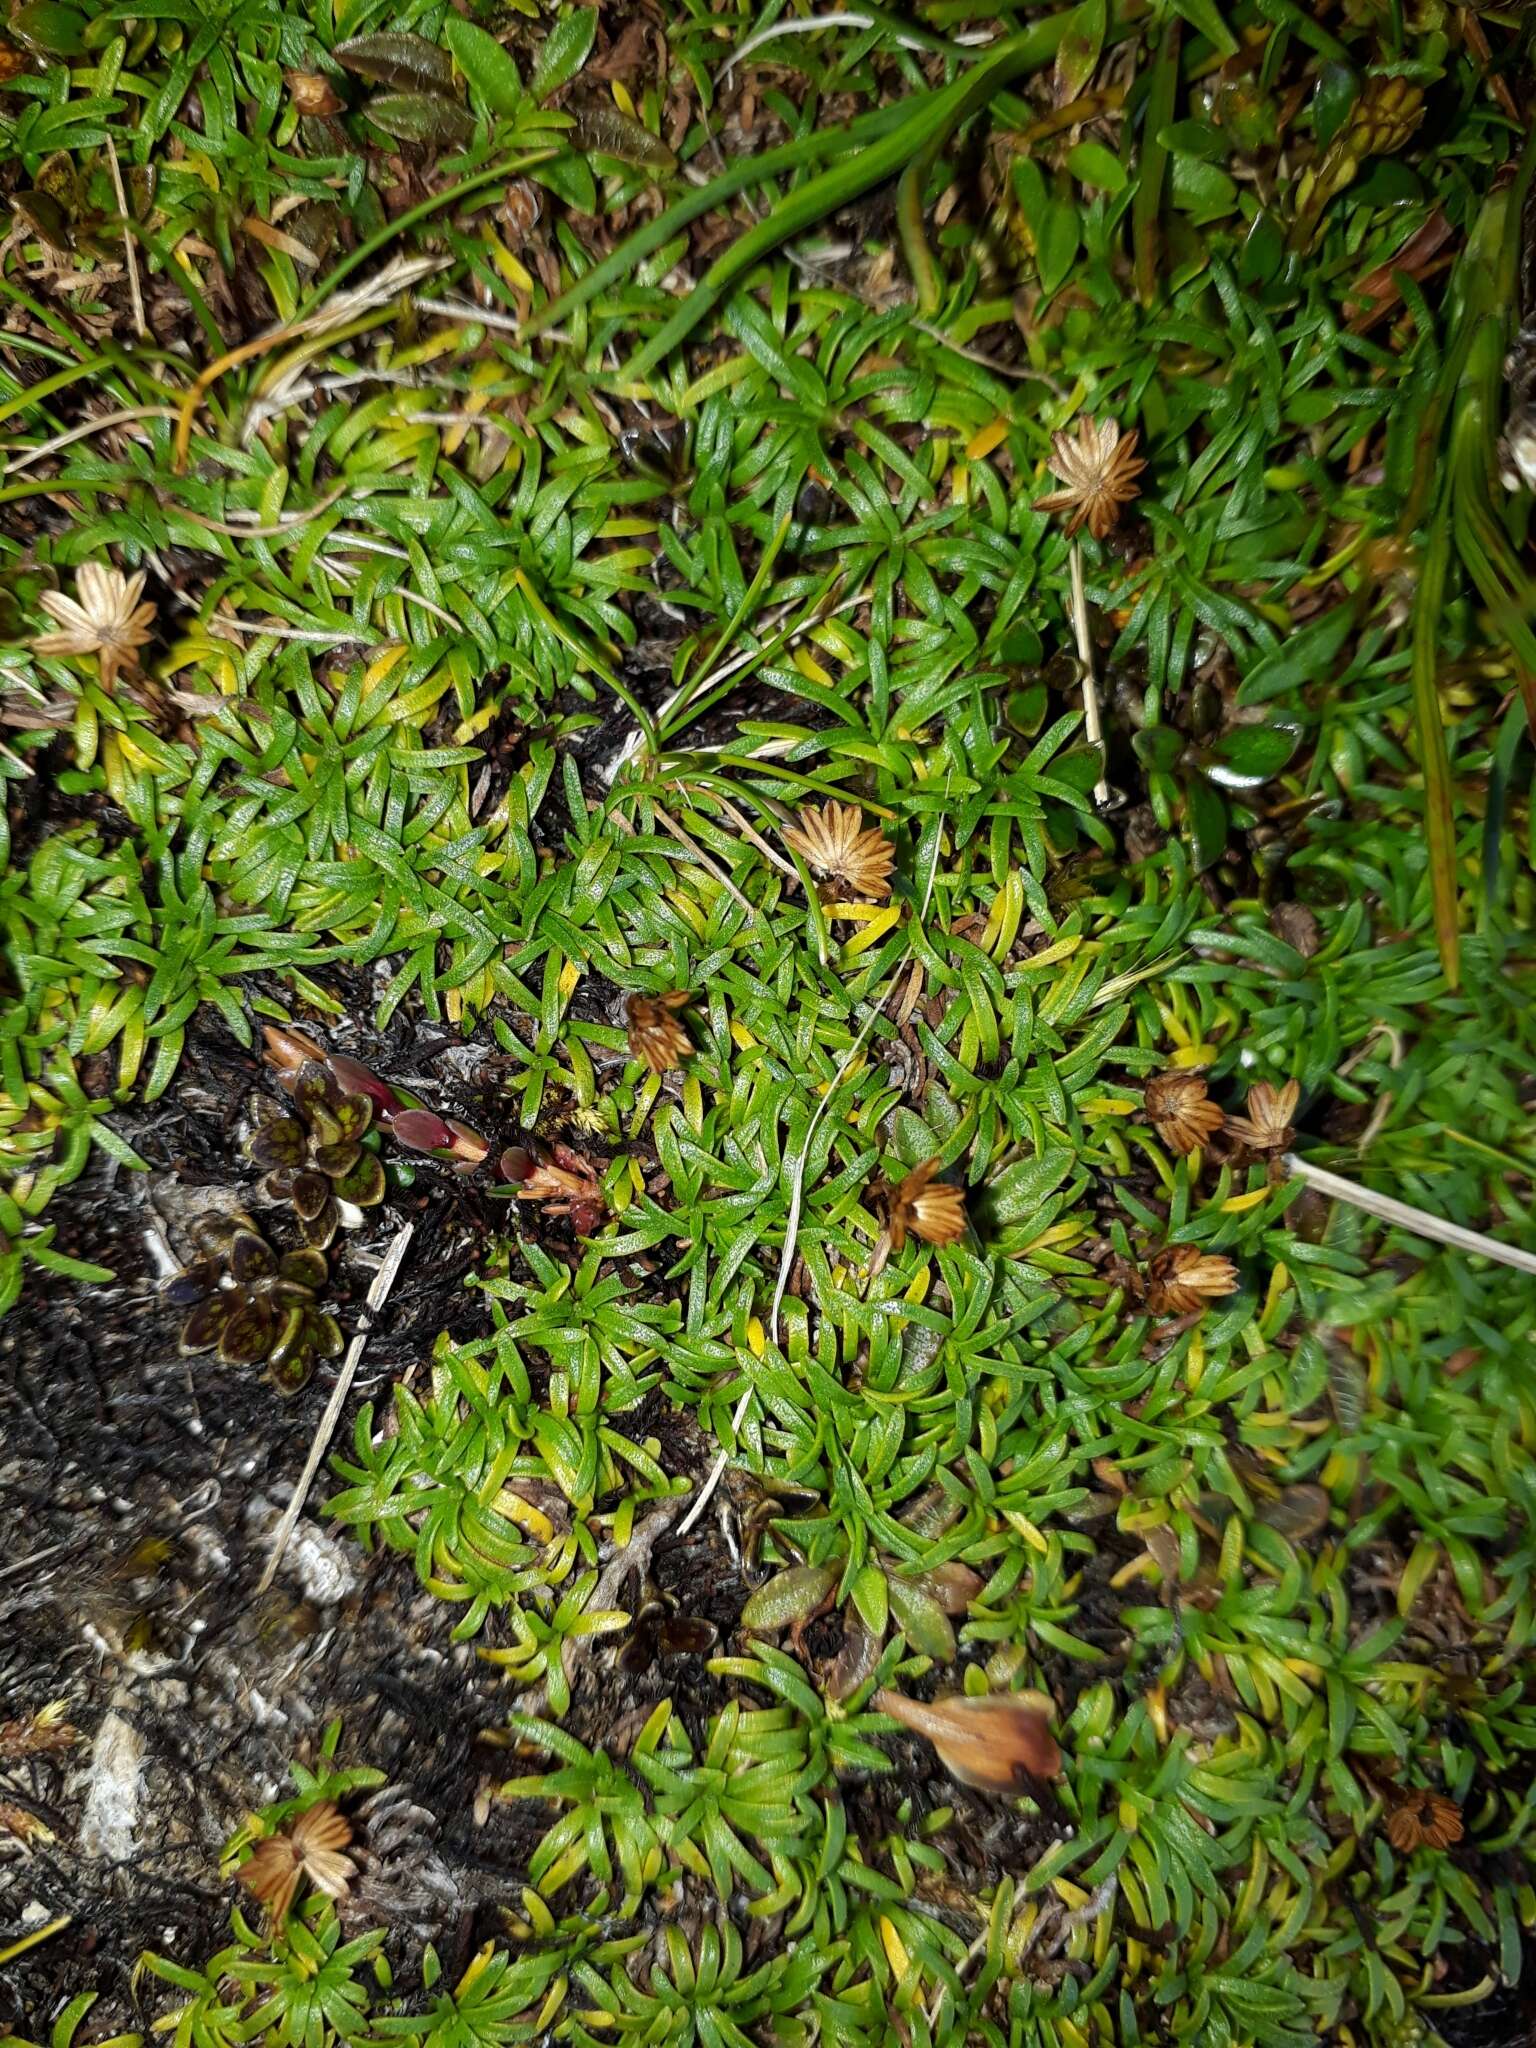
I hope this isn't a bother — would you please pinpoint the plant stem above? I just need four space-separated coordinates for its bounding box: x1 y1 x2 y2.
1069 542 1111 806
1285 1156 1536 1276
256 1220 415 1595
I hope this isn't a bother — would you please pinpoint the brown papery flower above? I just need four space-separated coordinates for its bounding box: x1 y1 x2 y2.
31 564 157 691
1385 1789 1464 1854
1143 1071 1224 1156
626 991 692 1074
873 1686 1061 1791
1145 1244 1239 1315
517 1143 606 1233
781 801 894 905
1036 416 1147 541
1225 1078 1299 1153
879 1158 967 1253
238 1800 355 1926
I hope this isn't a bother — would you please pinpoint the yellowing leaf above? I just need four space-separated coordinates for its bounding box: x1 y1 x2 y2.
878 1915 911 1979
491 1489 556 1543
1004 1511 1048 1553
840 905 901 954
966 415 1011 460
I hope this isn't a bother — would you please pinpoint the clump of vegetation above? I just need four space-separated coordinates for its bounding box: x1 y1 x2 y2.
248 1064 385 1249
3 0 1536 2037
169 1215 341 1394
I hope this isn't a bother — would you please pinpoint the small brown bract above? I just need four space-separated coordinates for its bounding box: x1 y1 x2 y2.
781 800 894 904
626 991 692 1074
873 1686 1062 1791
285 70 343 115
517 1143 607 1234
0 1700 79 1760
1143 1071 1224 1156
1036 416 1147 541
1145 1243 1240 1315
31 564 157 692
1226 1078 1299 1152
0 1801 53 1849
238 1800 355 1926
1385 1789 1464 1853
879 1157 967 1252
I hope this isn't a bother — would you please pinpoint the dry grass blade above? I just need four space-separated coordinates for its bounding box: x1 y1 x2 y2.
256 1221 414 1594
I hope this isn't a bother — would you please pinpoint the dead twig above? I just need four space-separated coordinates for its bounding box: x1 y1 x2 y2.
256 1221 415 1595
1285 1157 1536 1276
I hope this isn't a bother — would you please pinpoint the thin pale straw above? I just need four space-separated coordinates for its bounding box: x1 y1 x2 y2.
1285 1155 1536 1276
256 1221 414 1594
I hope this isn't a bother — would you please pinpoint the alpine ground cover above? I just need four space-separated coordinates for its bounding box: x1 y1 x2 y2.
2 0 1535 2043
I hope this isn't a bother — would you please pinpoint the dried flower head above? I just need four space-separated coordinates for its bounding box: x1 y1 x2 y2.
1143 1071 1224 1156
1225 1078 1299 1153
877 1157 967 1253
239 1800 355 1926
873 1686 1061 1791
1145 1243 1240 1316
781 800 895 904
517 1142 606 1234
286 69 342 115
0 1801 53 1850
627 991 692 1074
1385 1789 1464 1854
0 1699 79 1761
1036 416 1147 541
31 563 157 691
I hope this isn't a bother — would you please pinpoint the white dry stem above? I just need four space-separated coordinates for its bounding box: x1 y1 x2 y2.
1069 541 1111 808
720 14 991 79
1285 1156 1536 1277
3 406 180 477
104 137 145 340
256 1221 414 1595
675 1005 884 1540
647 800 764 922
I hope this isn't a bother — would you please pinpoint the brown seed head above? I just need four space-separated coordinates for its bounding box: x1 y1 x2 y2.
1145 1243 1239 1316
781 800 895 905
1225 1078 1299 1152
1036 416 1147 541
0 1801 53 1849
238 1800 355 1926
1385 1789 1463 1854
626 991 692 1074
1143 1071 1224 1156
0 1700 79 1760
879 1157 967 1253
873 1686 1061 1790
31 564 157 692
